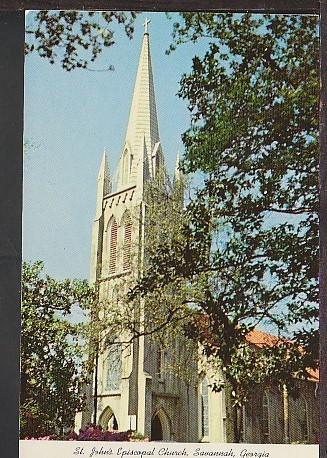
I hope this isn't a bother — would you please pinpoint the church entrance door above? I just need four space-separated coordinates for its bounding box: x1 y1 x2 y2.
151 409 171 441
151 414 163 441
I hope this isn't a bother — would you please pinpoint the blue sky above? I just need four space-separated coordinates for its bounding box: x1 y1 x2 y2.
23 12 209 280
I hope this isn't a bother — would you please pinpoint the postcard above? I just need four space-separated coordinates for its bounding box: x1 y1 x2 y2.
21 9 320 458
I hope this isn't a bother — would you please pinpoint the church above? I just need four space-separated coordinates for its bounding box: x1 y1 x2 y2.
78 23 319 444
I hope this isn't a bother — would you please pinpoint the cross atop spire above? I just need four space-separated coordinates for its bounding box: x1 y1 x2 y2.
143 17 151 34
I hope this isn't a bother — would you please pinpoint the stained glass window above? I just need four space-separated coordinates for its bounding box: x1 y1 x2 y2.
105 343 122 391
156 347 165 378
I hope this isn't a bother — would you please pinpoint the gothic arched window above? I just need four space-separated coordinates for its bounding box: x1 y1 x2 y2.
201 377 209 438
156 346 165 378
122 212 132 271
262 391 271 443
108 217 118 275
105 342 122 391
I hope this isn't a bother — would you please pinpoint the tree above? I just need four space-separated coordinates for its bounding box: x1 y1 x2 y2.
130 13 319 441
21 261 95 438
25 11 138 71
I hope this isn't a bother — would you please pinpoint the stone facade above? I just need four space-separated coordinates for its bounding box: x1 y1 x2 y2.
79 27 319 444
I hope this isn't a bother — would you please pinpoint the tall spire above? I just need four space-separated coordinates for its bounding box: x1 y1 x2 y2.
117 22 160 189
125 19 159 154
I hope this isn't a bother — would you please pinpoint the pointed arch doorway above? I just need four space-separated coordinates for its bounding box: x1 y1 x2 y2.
151 409 171 441
99 406 119 431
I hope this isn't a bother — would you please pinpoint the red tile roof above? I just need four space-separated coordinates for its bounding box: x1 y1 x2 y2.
246 329 284 347
246 329 319 382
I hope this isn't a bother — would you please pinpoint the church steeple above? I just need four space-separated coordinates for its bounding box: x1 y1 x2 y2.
117 21 162 190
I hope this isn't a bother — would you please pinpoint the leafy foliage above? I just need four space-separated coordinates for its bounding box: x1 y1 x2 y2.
25 11 138 71
132 13 319 413
21 261 95 438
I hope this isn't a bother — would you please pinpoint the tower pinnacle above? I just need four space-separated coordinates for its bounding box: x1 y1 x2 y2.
95 150 110 219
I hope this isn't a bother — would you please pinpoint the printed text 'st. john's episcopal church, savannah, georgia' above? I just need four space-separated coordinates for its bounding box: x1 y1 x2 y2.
76 24 319 444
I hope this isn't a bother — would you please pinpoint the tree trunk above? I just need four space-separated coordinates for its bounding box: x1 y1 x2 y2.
224 381 240 442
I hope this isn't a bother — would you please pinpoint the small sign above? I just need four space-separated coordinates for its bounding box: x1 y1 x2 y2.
129 415 137 431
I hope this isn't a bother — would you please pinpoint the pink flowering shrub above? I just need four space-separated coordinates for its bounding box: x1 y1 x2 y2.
24 424 136 441
73 424 131 441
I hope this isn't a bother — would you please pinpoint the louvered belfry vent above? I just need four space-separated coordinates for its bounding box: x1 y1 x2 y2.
109 218 118 274
123 214 132 271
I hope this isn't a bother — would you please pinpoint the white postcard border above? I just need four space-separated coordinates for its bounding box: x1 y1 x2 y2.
19 440 319 458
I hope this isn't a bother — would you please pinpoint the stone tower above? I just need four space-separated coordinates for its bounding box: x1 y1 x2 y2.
83 24 199 442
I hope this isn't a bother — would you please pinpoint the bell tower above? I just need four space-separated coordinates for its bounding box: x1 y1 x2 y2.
86 21 167 436
82 21 198 442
